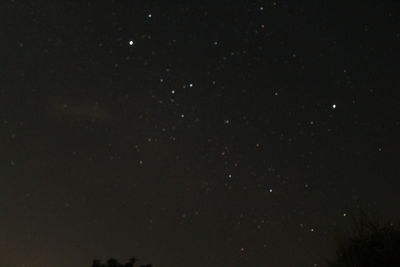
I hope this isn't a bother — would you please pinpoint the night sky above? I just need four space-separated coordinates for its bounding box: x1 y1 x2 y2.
1 1 400 267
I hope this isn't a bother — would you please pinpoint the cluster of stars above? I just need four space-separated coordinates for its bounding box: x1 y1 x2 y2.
6 2 397 267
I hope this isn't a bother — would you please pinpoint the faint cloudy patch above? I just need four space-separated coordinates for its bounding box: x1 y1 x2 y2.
52 101 112 122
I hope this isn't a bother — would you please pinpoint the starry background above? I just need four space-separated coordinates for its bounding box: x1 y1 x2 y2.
1 1 400 267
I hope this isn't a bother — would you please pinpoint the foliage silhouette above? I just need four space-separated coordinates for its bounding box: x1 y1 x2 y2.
326 211 400 267
91 257 151 267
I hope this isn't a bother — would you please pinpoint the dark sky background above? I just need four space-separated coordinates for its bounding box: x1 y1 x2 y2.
1 1 400 267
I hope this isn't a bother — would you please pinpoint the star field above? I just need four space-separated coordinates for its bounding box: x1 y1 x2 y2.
1 1 400 267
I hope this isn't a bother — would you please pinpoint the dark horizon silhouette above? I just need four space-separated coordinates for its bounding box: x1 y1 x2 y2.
326 212 400 266
88 212 400 267
91 257 151 267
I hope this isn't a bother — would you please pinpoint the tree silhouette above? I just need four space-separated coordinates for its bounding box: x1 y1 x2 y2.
123 258 138 267
327 212 400 266
91 257 151 267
